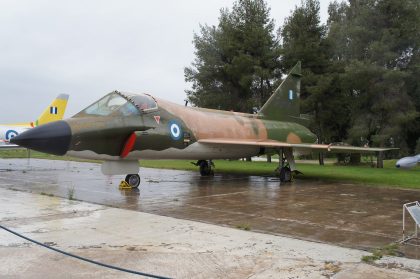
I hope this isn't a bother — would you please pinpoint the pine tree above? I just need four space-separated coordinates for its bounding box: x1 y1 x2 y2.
185 0 281 112
280 0 349 145
328 0 419 151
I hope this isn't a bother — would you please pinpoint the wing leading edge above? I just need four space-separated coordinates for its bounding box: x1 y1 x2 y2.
198 138 395 153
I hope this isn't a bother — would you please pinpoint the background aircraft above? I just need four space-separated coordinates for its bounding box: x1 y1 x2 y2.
11 63 393 187
396 155 420 169
0 94 69 148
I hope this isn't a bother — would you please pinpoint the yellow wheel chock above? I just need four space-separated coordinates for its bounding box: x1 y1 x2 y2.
119 180 133 189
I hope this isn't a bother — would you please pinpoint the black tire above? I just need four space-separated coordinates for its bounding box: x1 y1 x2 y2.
199 161 211 176
279 167 292 182
125 174 140 188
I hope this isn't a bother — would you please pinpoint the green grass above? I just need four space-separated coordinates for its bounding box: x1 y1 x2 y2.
0 149 99 163
1 149 419 189
235 223 251 231
67 186 75 200
0 149 57 159
361 243 399 263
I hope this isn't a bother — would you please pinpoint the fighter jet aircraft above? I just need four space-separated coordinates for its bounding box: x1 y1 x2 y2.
396 155 420 169
11 62 393 187
0 94 69 148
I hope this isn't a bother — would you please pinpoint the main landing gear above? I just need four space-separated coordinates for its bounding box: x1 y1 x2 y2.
193 160 214 176
276 148 301 183
279 164 292 183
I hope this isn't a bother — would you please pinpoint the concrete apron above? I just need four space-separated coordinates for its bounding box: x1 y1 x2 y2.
0 159 420 277
0 187 419 278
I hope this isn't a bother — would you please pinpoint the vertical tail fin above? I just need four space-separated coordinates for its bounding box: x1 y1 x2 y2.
35 94 69 126
258 62 309 126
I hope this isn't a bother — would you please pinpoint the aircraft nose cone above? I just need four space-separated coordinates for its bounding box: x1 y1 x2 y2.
10 120 71 156
396 164 400 168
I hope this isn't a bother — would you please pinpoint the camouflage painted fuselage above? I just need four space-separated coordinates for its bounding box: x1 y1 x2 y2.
11 62 393 173
64 93 317 161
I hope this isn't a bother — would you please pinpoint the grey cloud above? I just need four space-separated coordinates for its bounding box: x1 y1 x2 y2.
0 0 328 122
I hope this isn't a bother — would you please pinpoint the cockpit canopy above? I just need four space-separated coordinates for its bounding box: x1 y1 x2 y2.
125 93 158 111
75 91 158 117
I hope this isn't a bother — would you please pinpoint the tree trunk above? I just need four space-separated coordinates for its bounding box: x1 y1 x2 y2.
260 77 264 108
267 155 272 163
376 152 384 168
318 152 324 165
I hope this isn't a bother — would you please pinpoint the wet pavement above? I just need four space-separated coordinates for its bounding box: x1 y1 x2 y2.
1 158 420 259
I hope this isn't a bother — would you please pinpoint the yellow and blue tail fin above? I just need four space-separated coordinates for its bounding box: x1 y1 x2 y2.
33 94 69 127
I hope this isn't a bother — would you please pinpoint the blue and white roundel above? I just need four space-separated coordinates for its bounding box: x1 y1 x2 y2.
5 130 18 141
168 120 182 140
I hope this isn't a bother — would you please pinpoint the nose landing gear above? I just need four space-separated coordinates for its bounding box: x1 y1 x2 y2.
126 174 141 188
101 161 141 189
119 174 141 189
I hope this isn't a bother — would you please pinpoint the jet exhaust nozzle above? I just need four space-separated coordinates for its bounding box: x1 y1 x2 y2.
10 120 71 156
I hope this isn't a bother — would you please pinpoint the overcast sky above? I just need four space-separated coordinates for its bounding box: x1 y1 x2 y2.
0 0 329 123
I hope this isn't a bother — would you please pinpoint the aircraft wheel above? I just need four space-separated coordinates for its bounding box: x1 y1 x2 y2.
125 174 140 188
279 167 292 182
199 160 213 176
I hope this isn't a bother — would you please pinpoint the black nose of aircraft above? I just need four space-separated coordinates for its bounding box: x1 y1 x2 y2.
10 120 72 156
